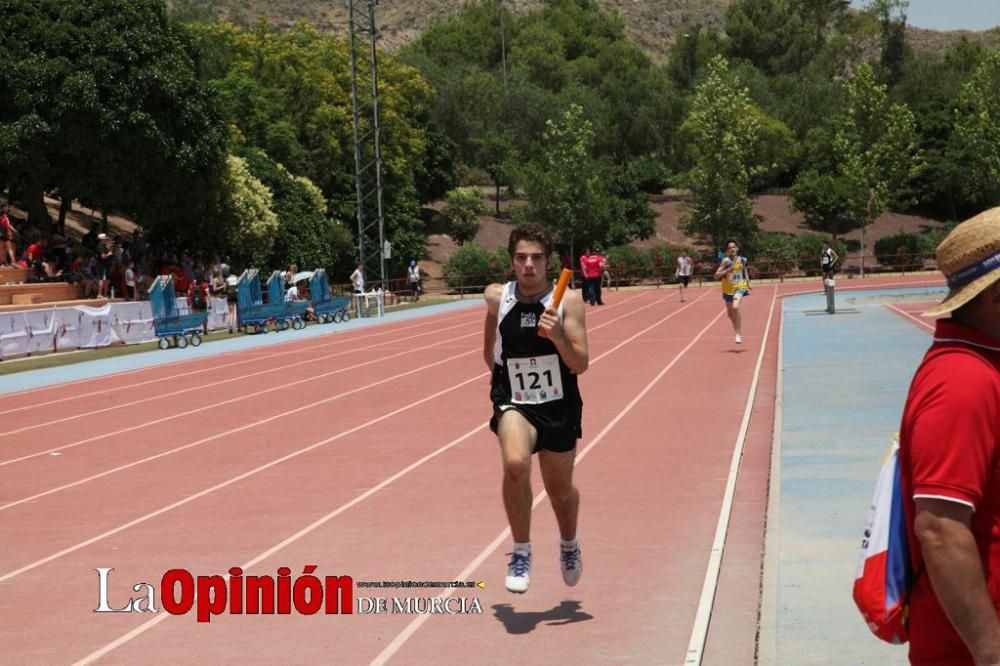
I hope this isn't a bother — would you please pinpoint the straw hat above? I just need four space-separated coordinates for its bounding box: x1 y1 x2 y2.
924 207 1000 316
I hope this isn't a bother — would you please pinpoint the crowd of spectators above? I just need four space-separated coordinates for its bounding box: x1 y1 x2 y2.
0 203 243 309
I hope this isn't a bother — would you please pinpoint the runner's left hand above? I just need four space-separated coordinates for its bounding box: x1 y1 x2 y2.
538 307 563 341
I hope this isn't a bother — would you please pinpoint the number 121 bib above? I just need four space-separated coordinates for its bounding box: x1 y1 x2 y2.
507 354 564 405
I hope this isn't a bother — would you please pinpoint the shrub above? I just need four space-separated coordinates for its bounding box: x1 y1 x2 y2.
443 243 495 290
646 246 682 282
442 244 516 291
440 187 484 245
874 233 935 270
752 231 798 276
605 245 651 285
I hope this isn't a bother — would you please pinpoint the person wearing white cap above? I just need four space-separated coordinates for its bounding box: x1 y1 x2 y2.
897 207 1000 665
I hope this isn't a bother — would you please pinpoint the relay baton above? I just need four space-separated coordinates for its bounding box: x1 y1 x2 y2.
538 268 573 338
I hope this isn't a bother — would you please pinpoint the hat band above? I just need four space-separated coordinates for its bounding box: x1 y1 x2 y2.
947 250 1000 290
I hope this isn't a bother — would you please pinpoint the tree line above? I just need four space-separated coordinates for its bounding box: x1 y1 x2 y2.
0 0 997 279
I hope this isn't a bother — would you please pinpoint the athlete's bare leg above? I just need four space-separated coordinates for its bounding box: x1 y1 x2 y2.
496 410 537 543
539 448 579 540
726 294 743 335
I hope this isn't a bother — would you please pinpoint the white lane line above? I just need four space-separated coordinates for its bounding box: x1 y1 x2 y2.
70 289 707 662
71 421 492 666
0 329 481 467
0 318 478 438
0 348 484 511
757 289 787 665
1 291 667 577
370 297 724 666
0 308 480 404
884 302 935 332
684 285 778 666
0 371 485 586
0 292 650 466
778 277 943 299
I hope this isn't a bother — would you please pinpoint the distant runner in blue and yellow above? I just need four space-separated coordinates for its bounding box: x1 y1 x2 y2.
715 239 751 345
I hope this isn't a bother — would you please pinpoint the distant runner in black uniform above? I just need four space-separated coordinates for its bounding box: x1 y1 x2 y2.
821 240 839 280
483 223 589 593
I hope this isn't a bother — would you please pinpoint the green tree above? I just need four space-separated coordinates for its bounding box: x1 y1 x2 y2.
519 103 652 253
441 187 485 245
474 130 519 215
833 63 922 272
519 104 607 251
188 21 433 277
790 169 862 237
954 52 1000 209
867 0 909 86
238 148 354 272
0 0 228 237
682 56 761 251
215 155 278 268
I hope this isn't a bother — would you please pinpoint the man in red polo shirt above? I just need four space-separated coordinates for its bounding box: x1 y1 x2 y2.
582 248 605 306
899 206 1000 665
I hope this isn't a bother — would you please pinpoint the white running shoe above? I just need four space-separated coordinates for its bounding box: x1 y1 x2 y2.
505 550 532 593
560 543 582 587
735 334 742 344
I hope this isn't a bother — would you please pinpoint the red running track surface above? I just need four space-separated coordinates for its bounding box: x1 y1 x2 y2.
0 275 944 665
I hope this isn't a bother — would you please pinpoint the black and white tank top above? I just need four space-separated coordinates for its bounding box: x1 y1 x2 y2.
489 281 582 428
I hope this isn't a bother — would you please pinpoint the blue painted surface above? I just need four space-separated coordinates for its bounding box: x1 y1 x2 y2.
772 286 944 664
2 298 481 395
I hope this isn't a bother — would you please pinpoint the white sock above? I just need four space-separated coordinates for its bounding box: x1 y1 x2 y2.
560 537 579 550
513 541 531 554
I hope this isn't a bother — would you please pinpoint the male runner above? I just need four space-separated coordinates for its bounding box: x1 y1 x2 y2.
676 249 693 302
483 223 589 593
714 239 751 344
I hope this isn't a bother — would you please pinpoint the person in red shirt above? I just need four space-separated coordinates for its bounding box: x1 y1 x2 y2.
899 207 1000 666
25 239 44 264
0 204 18 266
187 277 210 311
578 248 592 305
586 249 606 306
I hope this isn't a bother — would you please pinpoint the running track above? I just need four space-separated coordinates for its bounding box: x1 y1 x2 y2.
0 276 944 665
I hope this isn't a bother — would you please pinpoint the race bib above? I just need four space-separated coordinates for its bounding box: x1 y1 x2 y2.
507 354 563 405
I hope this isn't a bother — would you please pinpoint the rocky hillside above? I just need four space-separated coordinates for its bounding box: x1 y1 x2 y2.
174 0 999 63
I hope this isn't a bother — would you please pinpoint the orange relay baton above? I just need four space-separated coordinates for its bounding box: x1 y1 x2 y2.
538 268 573 338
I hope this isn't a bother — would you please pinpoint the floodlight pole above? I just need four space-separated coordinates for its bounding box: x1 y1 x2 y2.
348 0 387 294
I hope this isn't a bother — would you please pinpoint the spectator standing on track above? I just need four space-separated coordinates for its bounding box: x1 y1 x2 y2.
482 223 589 594
898 208 1000 666
714 239 751 344
821 241 839 281
578 248 592 305
591 249 607 305
580 248 605 306
676 249 693 302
